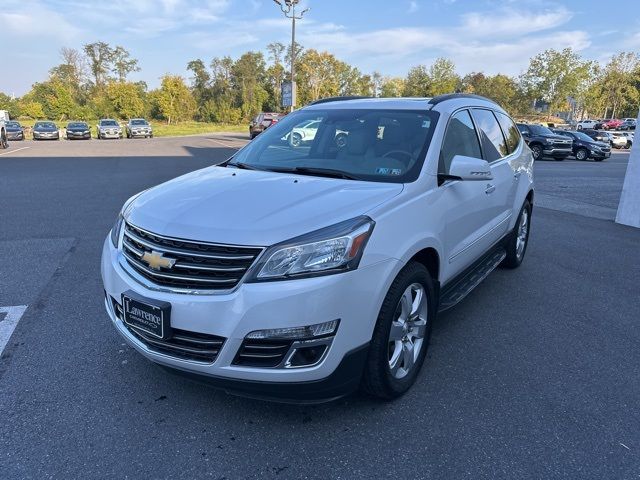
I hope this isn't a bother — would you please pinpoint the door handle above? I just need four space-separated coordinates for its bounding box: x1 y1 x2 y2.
485 184 496 194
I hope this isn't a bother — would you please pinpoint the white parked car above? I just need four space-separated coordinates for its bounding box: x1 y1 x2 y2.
607 132 628 149
619 132 633 147
96 119 123 139
102 94 534 402
0 114 7 149
577 119 599 130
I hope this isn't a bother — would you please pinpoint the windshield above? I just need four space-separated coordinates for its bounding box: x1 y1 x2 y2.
6 122 20 128
35 122 56 129
68 122 87 129
573 131 594 142
100 120 118 126
131 119 148 125
231 108 439 183
528 125 554 136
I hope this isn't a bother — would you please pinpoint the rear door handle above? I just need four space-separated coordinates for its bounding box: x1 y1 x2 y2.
485 184 496 194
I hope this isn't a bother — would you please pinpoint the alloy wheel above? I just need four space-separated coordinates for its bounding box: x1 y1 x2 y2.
388 283 428 379
516 208 529 260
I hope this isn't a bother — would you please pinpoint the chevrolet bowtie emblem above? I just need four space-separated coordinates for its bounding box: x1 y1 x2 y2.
141 250 176 270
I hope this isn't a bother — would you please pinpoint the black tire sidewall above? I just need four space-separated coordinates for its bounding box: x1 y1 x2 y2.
502 200 532 269
576 148 588 160
362 262 435 399
531 144 542 160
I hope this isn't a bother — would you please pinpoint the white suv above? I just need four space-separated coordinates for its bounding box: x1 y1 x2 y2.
101 94 534 402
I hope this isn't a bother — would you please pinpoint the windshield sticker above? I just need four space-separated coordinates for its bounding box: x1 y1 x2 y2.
376 167 403 175
422 120 430 128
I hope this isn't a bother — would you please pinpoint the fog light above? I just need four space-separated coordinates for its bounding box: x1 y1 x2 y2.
245 319 339 340
287 345 328 367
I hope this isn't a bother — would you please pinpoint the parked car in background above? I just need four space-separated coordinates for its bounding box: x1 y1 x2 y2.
102 94 535 402
581 128 609 144
602 119 623 130
605 132 627 149
619 119 636 131
126 118 153 138
577 119 601 130
249 112 284 139
97 119 123 139
516 123 572 160
66 121 91 140
5 121 25 141
551 128 610 161
33 121 60 140
619 131 634 148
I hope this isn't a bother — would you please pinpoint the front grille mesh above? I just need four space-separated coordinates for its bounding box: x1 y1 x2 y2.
111 297 225 363
121 222 263 291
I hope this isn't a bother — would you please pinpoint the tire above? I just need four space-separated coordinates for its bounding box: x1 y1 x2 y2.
0 130 8 149
290 132 302 147
577 125 583 130
575 148 588 161
502 200 531 269
362 261 435 400
530 144 543 160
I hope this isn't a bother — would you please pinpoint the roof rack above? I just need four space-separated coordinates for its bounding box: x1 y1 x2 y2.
427 93 498 106
309 96 373 106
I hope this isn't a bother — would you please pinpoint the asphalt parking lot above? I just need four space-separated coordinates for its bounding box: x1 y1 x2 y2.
1 137 639 479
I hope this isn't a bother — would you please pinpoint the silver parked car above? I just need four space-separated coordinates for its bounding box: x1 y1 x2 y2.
126 118 153 139
96 119 123 140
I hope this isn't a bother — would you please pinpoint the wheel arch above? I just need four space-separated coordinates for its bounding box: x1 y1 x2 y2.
409 248 440 283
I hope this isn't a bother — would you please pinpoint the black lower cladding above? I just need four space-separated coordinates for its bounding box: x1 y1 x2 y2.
110 296 225 363
161 343 370 404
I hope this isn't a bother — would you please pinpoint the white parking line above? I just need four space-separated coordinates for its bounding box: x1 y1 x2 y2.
0 146 30 156
0 306 28 356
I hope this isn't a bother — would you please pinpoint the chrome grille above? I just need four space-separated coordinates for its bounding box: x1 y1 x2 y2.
121 222 263 292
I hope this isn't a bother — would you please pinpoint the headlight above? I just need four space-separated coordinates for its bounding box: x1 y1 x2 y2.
545 138 553 144
248 216 375 281
109 191 146 248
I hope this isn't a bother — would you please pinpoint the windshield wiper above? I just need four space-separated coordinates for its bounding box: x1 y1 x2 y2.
271 166 361 180
225 161 263 171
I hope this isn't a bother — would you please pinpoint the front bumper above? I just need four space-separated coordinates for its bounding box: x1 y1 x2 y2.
100 131 122 138
67 132 91 139
7 132 24 140
101 237 396 402
542 147 572 157
33 132 59 139
129 130 152 137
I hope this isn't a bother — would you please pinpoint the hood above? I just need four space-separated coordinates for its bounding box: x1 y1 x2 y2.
126 166 404 246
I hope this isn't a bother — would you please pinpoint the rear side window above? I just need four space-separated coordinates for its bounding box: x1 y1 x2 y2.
495 112 521 154
471 109 508 161
439 109 482 174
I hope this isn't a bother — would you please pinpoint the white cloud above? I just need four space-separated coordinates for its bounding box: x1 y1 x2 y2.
461 7 572 37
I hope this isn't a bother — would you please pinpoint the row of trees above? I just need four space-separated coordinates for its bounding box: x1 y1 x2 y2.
1 41 638 124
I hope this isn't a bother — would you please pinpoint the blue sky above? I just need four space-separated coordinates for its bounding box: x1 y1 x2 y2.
2 0 639 96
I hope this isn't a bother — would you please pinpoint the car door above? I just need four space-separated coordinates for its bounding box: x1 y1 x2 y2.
439 109 498 278
470 108 516 243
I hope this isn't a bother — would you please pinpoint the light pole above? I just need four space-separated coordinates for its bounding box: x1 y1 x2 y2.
273 0 309 111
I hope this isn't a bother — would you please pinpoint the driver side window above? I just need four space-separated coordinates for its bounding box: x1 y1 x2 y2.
439 110 482 174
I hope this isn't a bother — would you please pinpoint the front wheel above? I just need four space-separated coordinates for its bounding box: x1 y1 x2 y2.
1 131 8 149
575 148 588 161
502 200 531 269
362 262 434 400
530 144 542 160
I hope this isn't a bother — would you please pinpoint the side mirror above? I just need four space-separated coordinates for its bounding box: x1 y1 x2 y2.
448 155 493 181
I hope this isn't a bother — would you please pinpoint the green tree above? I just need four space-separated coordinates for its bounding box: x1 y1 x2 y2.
187 59 212 120
154 75 196 124
83 41 114 88
111 46 140 82
105 81 145 119
403 65 430 96
521 48 591 118
18 100 45 119
380 77 405 97
232 52 269 119
428 58 459 95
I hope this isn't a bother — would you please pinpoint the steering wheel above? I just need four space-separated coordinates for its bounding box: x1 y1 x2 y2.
382 150 413 161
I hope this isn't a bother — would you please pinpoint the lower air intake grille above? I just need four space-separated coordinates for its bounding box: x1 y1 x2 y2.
233 339 293 368
111 297 225 363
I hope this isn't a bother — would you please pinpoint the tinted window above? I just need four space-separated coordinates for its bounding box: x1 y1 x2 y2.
495 112 521 154
517 124 529 134
131 119 148 125
100 120 118 126
6 122 20 128
231 109 439 183
471 109 508 161
439 110 482 174
528 124 554 136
